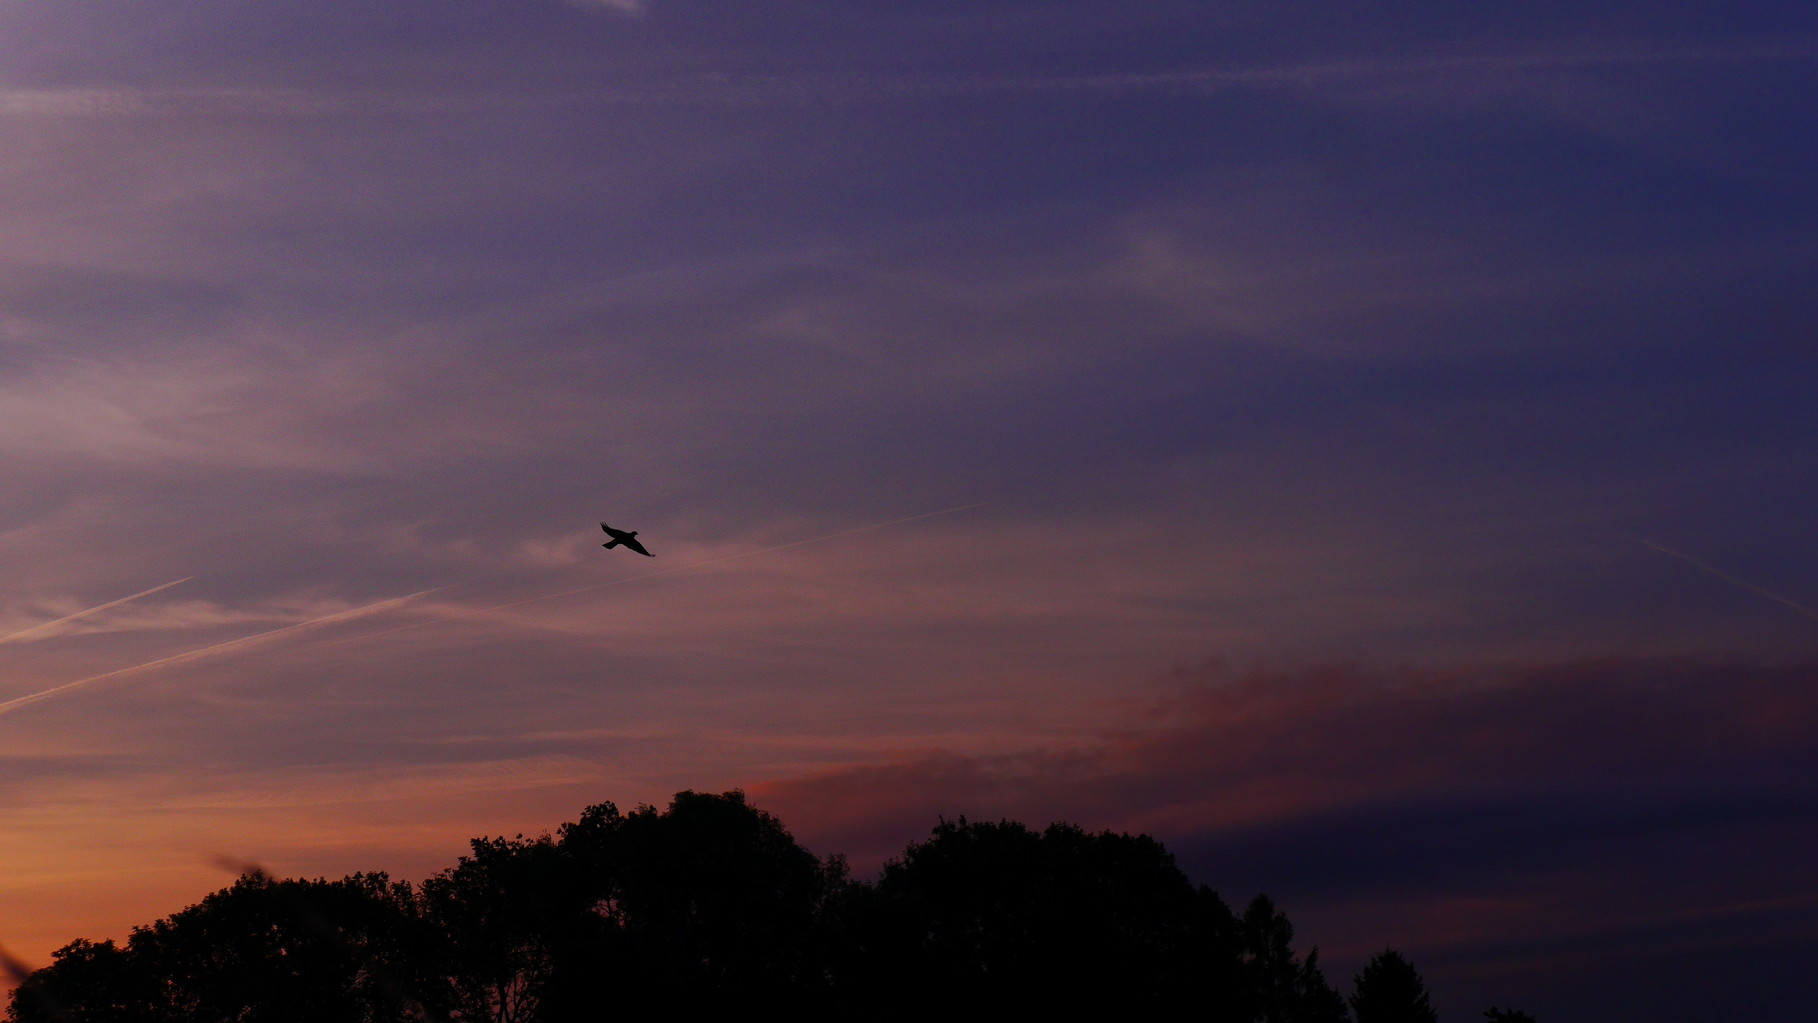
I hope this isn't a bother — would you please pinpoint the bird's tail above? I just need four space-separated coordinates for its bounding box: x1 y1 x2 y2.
602 539 620 549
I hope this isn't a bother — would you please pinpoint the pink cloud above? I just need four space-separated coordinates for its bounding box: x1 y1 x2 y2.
753 655 1818 868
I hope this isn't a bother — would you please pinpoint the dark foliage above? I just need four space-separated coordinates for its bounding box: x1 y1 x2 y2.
1241 894 1351 1023
553 790 838 1012
11 872 419 1023
1485 1008 1538 1023
839 818 1252 1016
7 791 1378 1023
416 832 581 1023
1351 947 1439 1023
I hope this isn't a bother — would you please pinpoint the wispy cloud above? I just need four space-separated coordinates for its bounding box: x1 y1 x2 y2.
754 656 1818 867
0 354 370 470
0 588 442 718
330 503 987 647
0 577 192 645
567 0 644 15
3 39 1808 119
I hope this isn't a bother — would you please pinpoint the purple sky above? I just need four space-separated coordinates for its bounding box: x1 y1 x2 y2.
2 3 1815 1019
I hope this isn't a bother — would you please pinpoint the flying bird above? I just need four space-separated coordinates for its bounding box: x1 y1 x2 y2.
601 522 653 557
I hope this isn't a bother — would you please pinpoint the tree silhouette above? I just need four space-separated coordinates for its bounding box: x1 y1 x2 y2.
846 817 1252 1015
1239 894 1350 1023
8 939 149 1023
554 790 841 1011
5 791 1389 1023
1484 1008 1537 1022
1350 947 1438 1023
417 832 586 1023
11 872 420 1023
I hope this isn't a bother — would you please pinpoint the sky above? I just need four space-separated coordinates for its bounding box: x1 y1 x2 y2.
1 2 1815 1019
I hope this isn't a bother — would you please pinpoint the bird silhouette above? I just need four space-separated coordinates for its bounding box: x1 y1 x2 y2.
601 522 653 556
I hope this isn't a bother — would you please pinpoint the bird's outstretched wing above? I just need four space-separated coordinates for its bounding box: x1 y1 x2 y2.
621 537 653 557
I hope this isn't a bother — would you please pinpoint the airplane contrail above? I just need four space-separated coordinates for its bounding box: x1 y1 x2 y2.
1627 535 1818 623
0 576 195 646
340 502 988 643
0 587 444 718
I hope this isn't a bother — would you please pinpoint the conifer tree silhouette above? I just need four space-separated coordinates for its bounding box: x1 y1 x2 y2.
1351 947 1439 1023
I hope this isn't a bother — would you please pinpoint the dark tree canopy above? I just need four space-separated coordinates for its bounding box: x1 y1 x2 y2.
555 790 839 1011
849 817 1251 1015
1241 894 1351 1023
10 872 419 1023
417 831 581 1023
7 791 1410 1023
1351 947 1440 1023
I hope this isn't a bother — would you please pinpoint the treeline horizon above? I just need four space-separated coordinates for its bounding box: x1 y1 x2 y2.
7 790 1533 1022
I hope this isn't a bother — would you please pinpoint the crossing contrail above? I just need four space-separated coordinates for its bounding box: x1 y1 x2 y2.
1627 536 1818 623
0 577 195 646
0 504 985 713
339 502 988 643
0 587 444 718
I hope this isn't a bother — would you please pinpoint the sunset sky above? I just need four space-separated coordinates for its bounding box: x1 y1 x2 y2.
2 3 1815 1019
